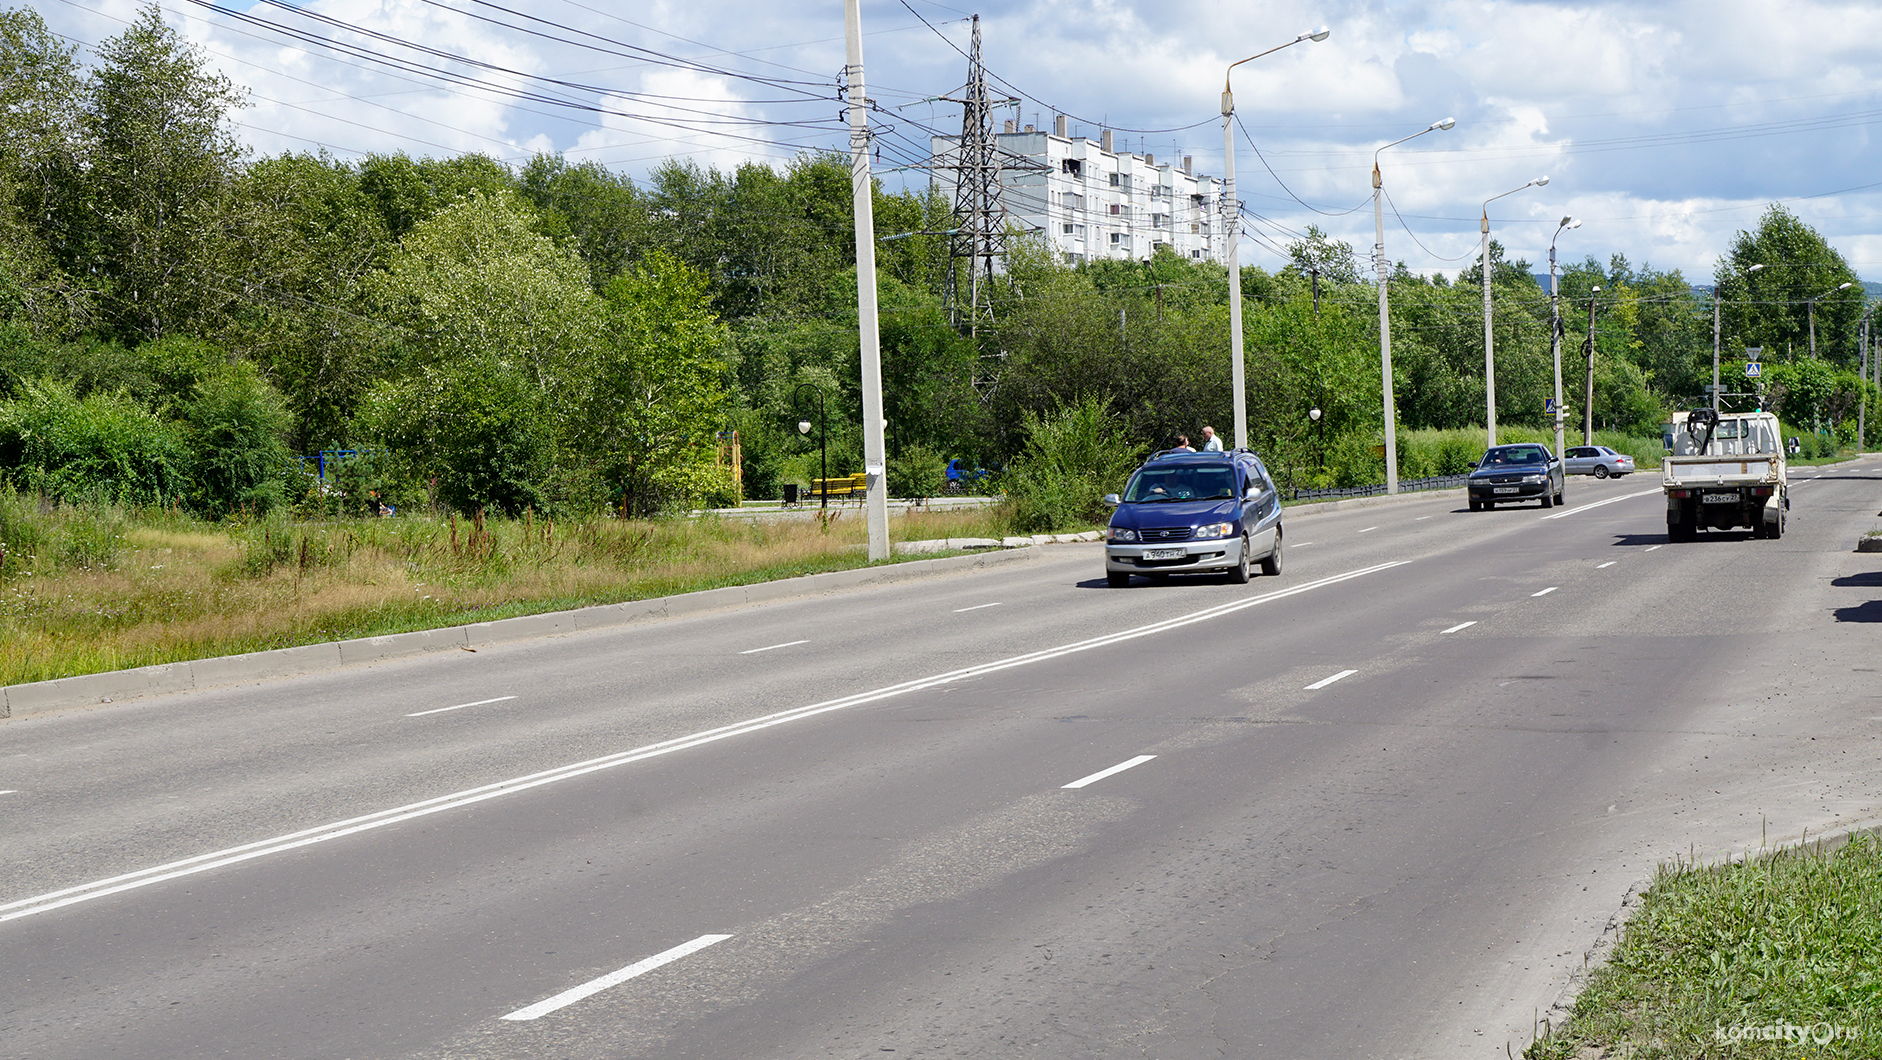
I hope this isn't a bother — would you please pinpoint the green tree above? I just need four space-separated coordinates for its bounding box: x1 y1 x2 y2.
361 190 602 513
1716 204 1862 366
0 6 88 334
182 358 293 513
223 152 394 450
79 3 247 343
577 249 731 514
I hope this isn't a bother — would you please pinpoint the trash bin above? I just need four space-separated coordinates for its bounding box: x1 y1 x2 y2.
782 483 799 505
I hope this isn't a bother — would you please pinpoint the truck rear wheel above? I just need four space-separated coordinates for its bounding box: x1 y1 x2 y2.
1768 506 1784 540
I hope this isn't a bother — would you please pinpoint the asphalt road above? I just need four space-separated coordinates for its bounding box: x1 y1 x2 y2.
5 463 1881 1059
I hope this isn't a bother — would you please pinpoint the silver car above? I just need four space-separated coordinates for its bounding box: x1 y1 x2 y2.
1562 445 1635 478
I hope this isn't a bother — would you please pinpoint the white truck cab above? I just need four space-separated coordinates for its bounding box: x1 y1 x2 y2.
1661 409 1787 541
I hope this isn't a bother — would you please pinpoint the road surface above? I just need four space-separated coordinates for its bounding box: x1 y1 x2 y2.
4 464 1880 1058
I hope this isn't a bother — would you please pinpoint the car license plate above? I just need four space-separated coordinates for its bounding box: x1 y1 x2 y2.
1702 492 1738 504
1142 548 1184 560
1492 487 1519 494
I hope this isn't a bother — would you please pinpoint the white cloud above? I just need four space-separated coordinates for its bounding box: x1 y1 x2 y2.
31 0 1882 276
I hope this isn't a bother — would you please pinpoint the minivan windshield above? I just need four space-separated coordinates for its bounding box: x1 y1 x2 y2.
1124 466 1237 502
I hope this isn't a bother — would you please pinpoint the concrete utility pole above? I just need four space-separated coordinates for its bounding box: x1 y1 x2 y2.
1373 117 1453 493
1583 285 1600 445
1480 176 1547 448
1548 216 1580 461
844 0 888 561
1220 27 1328 451
1715 262 1763 412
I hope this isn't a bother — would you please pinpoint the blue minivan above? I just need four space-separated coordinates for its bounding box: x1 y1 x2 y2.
1102 449 1284 587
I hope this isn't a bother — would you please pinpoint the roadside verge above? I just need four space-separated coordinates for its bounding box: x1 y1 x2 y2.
1 545 1048 720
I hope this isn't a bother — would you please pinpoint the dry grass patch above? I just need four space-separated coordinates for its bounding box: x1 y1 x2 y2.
0 497 1026 686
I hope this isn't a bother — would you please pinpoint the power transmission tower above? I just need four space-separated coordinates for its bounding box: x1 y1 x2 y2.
939 15 1014 394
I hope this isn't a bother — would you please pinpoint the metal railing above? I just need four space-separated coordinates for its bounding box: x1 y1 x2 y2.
1286 473 1469 503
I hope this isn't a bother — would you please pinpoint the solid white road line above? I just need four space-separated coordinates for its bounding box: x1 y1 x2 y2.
501 934 732 1021
1532 587 1558 597
1062 755 1157 790
1596 561 1616 569
1359 526 1379 533
952 602 1002 613
0 560 1411 925
407 696 519 718
1305 669 1358 690
1644 545 1663 552
1540 486 1661 520
1415 516 1433 521
0 790 16 796
739 640 809 655
1439 621 1477 634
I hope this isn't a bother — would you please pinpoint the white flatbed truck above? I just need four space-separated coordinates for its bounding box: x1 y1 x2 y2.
1661 408 1787 542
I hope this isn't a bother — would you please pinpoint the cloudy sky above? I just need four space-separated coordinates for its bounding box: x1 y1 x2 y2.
37 0 1882 284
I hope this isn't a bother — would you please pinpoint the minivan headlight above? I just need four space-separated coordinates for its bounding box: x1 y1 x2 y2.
1193 522 1234 539
1109 526 1138 542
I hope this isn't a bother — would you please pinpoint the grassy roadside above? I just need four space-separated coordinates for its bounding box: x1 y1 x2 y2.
0 494 1030 687
1525 832 1882 1060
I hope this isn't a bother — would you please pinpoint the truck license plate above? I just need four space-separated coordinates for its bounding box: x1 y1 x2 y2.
1492 487 1519 494
1142 548 1184 560
1702 493 1738 504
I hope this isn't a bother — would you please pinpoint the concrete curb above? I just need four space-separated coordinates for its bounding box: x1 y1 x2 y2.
0 545 1044 721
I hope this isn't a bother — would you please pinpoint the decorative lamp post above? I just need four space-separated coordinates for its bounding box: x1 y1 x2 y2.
1480 176 1548 448
1221 26 1329 451
1548 216 1581 461
1374 116 1455 493
793 383 828 510
1309 405 1325 472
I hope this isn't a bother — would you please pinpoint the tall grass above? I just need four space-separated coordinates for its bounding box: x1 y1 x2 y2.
0 492 1017 687
1527 833 1882 1060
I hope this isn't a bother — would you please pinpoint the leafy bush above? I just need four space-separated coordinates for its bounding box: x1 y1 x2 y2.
183 361 294 514
888 443 946 501
1003 396 1144 533
0 378 189 506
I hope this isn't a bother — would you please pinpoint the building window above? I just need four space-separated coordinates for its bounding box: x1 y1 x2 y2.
1191 249 1203 259
1153 213 1169 227
1108 173 1130 190
1062 159 1082 177
1189 222 1199 234
1062 222 1075 235
1075 224 1086 239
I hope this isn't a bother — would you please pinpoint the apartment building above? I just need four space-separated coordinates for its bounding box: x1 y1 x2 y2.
930 115 1227 268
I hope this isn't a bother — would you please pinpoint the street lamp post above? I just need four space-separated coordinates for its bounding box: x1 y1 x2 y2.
1374 116 1455 493
1715 262 1764 412
1862 305 1873 451
1808 281 1854 359
1221 26 1329 451
1548 216 1580 461
1583 285 1600 445
1308 405 1325 472
793 383 828 510
1480 176 1548 448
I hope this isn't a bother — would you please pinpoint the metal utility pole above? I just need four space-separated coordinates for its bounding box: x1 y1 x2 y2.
844 0 888 561
1862 306 1872 451
940 16 1014 395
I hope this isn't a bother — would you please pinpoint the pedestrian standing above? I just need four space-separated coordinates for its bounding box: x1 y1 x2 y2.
1172 434 1195 452
1201 426 1223 451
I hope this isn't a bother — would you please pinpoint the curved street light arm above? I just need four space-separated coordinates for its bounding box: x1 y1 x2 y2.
1223 27 1329 110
